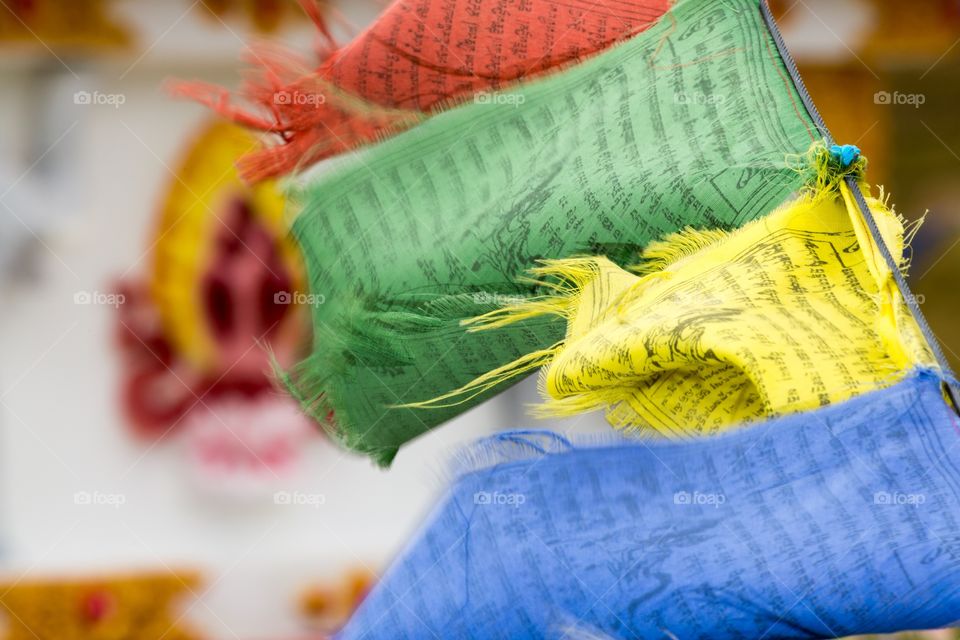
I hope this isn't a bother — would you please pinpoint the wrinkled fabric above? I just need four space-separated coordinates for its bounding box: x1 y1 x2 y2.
283 0 820 465
339 369 960 639
407 179 934 436
175 0 671 180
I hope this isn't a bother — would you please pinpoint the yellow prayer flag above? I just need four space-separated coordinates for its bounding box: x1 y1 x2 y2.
403 180 934 437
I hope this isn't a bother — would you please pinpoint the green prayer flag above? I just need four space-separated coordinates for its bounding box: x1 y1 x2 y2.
285 0 820 465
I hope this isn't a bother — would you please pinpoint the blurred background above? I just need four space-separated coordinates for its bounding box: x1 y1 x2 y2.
2 0 960 637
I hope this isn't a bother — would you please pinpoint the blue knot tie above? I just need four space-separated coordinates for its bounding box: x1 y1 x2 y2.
829 144 861 168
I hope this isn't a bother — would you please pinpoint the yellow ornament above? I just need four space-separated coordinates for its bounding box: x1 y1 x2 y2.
0 571 201 640
150 120 304 372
